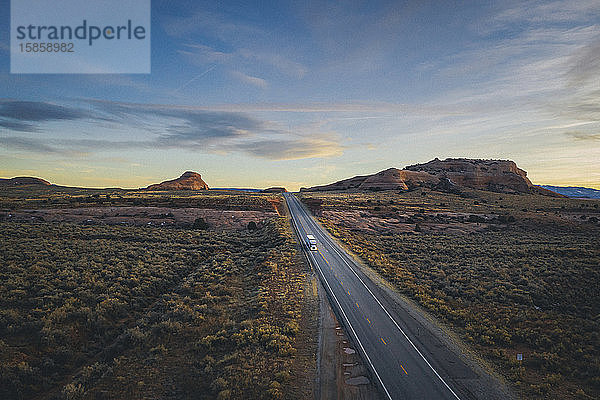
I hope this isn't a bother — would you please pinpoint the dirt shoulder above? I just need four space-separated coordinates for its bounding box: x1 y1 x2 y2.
316 276 383 400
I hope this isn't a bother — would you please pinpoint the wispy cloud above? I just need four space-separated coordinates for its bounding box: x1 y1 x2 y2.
162 10 264 44
475 0 600 35
177 42 305 85
238 49 307 79
178 44 234 64
231 71 268 88
564 131 600 141
0 100 92 132
295 1 422 74
567 37 600 85
0 136 62 153
0 99 342 160
229 136 343 160
84 75 152 93
171 64 219 95
0 120 37 132
420 2 600 150
185 101 475 115
165 7 306 93
0 100 90 122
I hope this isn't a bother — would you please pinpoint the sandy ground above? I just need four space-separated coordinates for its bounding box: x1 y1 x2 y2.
1 206 277 230
322 210 500 235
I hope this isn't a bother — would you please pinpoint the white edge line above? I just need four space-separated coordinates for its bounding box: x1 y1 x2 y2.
291 194 462 400
309 253 393 400
286 195 393 400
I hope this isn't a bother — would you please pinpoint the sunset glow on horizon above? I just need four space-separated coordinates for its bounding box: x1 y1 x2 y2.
1 1 599 191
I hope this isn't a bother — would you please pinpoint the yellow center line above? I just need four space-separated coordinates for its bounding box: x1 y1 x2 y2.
356 302 360 308
347 290 350 295
297 216 307 231
366 318 371 324
401 364 408 375
321 254 329 264
380 337 386 345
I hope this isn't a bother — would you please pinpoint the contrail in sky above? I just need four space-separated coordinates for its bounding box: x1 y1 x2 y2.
171 64 218 95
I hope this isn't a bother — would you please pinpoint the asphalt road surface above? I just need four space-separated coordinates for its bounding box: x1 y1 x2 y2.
285 193 483 400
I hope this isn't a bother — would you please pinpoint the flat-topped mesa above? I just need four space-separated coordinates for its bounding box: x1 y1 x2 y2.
302 158 563 196
144 171 209 190
0 176 51 186
405 158 533 193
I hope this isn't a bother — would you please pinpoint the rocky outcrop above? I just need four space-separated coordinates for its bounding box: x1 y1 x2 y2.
405 158 533 193
360 168 439 191
0 176 50 186
145 171 209 191
302 158 561 196
302 173 372 192
302 168 440 192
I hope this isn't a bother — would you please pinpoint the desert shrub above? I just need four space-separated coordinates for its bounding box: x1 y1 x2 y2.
302 190 600 400
62 383 85 400
193 217 210 230
0 212 312 400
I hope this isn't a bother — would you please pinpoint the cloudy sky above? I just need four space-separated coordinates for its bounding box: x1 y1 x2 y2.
1 0 599 190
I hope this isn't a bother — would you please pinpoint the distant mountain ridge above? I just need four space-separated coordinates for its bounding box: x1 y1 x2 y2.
302 158 564 197
0 176 50 186
144 171 209 191
538 185 600 199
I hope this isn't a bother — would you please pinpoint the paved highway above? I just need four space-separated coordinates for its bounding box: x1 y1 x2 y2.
285 193 467 400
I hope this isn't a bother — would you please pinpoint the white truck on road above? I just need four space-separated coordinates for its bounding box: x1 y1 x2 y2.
306 234 317 251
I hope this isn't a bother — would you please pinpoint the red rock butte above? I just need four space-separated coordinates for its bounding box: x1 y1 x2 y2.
144 171 209 191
